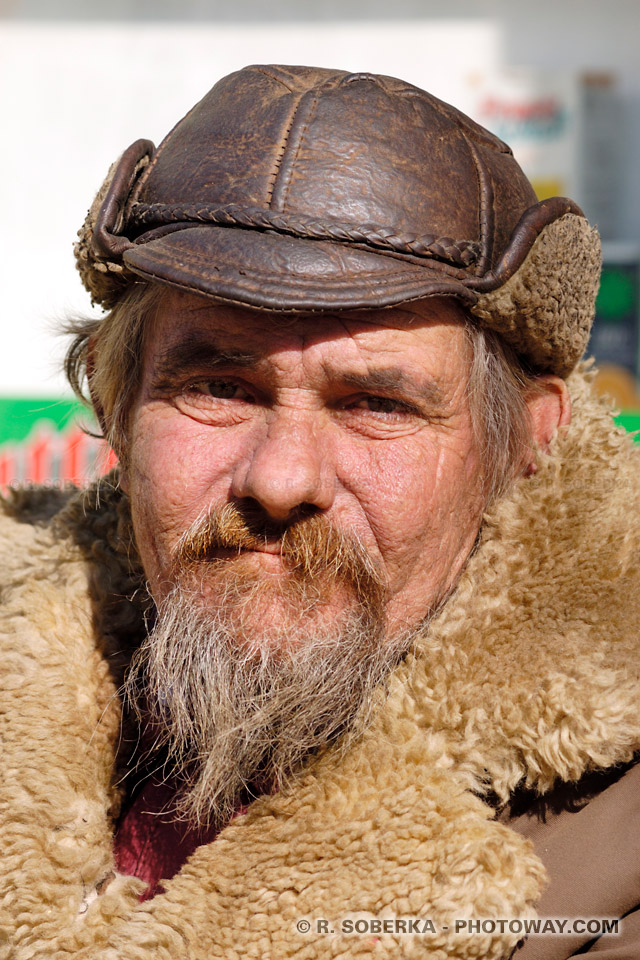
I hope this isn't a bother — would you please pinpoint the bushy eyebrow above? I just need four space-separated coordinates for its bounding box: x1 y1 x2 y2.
154 337 259 379
154 338 445 407
338 367 445 406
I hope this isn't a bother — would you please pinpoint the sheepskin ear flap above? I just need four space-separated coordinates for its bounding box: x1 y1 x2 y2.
470 213 602 377
74 139 154 309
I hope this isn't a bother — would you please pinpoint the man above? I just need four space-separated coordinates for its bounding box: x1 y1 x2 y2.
1 64 638 960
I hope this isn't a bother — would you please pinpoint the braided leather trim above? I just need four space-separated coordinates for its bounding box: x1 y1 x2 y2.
129 202 481 268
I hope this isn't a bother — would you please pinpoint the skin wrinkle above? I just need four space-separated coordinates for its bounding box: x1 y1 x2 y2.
154 340 260 386
122 291 490 636
337 367 445 407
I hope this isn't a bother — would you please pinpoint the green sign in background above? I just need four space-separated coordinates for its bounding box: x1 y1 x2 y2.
0 397 95 444
0 397 638 446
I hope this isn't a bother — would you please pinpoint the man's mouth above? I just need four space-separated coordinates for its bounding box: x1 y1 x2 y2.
204 542 284 557
239 542 283 555
202 545 291 570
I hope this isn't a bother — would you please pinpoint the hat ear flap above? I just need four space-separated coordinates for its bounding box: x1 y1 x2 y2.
470 213 601 377
74 139 154 308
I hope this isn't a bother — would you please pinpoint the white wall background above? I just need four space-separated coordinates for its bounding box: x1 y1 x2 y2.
1 1 639 397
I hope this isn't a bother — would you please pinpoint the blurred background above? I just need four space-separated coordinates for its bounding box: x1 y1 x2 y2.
1 0 640 487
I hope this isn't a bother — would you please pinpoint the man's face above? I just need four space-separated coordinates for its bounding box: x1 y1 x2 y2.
122 289 486 641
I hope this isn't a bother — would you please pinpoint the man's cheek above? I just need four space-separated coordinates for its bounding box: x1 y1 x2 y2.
356 443 441 538
130 418 217 514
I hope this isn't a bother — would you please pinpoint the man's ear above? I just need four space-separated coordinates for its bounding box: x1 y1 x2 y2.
524 375 571 474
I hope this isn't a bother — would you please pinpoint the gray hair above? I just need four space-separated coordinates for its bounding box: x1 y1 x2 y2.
65 282 538 500
464 324 541 502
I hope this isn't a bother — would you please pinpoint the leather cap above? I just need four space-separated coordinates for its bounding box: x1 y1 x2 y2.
75 64 601 376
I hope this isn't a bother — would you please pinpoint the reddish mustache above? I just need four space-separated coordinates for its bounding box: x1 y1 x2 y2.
173 503 386 600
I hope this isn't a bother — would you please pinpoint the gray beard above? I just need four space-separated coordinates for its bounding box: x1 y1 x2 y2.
124 578 412 830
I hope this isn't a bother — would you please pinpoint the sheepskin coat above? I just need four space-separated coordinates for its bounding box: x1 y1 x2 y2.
1 368 639 960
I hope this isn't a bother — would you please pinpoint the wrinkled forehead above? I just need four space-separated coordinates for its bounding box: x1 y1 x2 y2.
148 288 472 352
141 289 475 399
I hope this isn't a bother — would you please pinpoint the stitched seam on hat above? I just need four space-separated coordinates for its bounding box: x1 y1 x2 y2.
263 82 309 207
467 139 494 276
270 91 322 214
129 203 480 267
252 67 296 94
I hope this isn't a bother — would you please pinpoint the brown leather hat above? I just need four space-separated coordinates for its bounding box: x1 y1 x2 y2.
76 64 600 376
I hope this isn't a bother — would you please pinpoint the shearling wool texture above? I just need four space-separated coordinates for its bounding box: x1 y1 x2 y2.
1 368 639 959
471 214 601 377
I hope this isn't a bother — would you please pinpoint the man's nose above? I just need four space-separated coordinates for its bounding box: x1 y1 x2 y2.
231 413 336 522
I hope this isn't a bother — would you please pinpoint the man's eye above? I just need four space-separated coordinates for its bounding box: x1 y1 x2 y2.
352 396 408 414
191 380 253 401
